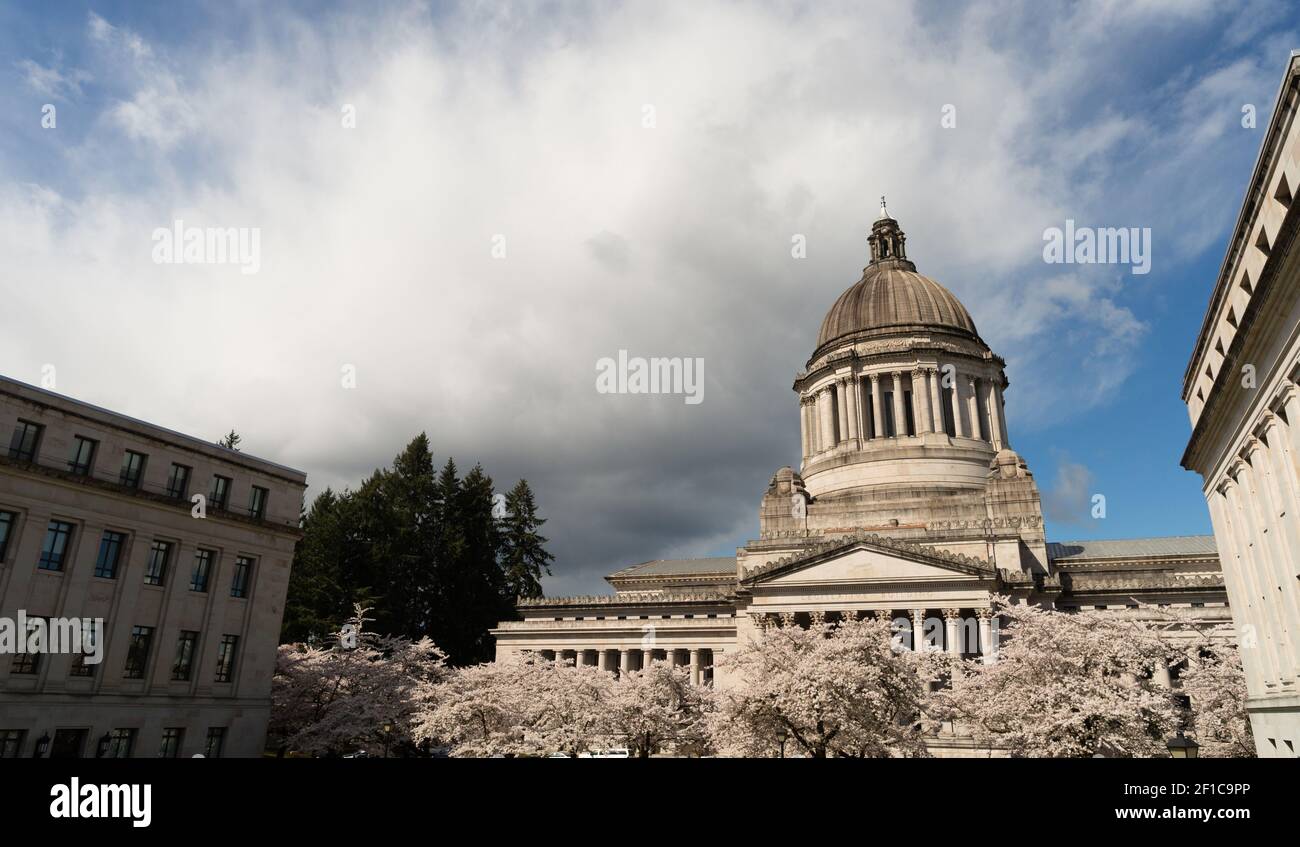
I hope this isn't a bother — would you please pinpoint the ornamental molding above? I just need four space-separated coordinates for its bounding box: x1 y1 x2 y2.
517 591 734 608
740 531 994 583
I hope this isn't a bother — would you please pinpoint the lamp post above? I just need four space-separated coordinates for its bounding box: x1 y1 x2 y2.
96 732 112 758
382 723 393 759
1166 732 1199 759
33 732 50 758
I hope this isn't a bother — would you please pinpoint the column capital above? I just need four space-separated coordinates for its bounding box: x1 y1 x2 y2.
942 608 962 620
1275 380 1300 409
911 366 925 378
909 608 926 622
976 608 994 620
873 609 894 620
868 372 881 384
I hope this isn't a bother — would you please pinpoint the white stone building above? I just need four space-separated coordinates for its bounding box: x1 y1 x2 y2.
495 201 1229 729
0 376 306 758
1182 52 1300 759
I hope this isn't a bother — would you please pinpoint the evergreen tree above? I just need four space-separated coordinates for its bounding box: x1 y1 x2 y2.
499 479 554 600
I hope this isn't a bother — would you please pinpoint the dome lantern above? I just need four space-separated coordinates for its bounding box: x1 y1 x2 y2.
867 197 913 270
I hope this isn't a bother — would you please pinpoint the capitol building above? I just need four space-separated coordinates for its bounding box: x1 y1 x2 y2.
492 202 1228 745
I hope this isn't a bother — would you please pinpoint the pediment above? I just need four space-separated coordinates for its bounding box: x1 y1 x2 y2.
741 533 996 586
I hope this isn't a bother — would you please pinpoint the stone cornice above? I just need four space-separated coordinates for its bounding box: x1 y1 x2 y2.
517 591 735 609
739 531 994 583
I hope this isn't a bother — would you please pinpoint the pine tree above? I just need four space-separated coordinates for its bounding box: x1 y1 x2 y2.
499 479 554 600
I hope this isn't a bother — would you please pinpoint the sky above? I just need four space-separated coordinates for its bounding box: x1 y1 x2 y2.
1 0 1297 595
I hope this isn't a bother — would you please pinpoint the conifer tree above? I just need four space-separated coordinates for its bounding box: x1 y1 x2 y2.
499 479 554 600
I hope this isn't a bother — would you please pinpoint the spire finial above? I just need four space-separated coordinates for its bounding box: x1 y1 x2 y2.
878 195 889 220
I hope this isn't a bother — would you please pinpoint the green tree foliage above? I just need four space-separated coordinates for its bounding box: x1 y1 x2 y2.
282 435 555 666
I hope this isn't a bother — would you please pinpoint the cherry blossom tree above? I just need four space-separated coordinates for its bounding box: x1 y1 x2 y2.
270 605 446 757
417 657 617 757
1178 646 1253 757
602 662 714 757
709 614 934 758
934 599 1181 758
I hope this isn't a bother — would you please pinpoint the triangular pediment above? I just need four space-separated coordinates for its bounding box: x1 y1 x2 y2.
741 533 996 586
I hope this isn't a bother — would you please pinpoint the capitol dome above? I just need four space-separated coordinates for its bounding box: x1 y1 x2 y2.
816 265 979 351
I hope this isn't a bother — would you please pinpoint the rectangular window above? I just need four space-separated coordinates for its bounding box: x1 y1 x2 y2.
7 420 42 462
123 625 154 679
0 729 25 758
37 520 74 571
159 728 184 758
903 391 916 437
94 530 127 579
882 391 897 437
69 651 96 678
172 630 198 680
209 475 231 510
67 436 97 476
119 450 147 488
214 634 238 683
249 486 268 519
0 510 14 562
204 727 226 758
105 728 135 759
165 464 191 500
190 548 213 592
10 617 44 674
143 540 171 586
231 556 253 598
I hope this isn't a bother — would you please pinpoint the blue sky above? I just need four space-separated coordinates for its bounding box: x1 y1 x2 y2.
1 1 1297 592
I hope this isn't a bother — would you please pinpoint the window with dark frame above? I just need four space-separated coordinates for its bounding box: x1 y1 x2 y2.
10 617 44 674
69 650 96 678
209 475 231 510
172 630 198 680
105 728 135 759
119 450 147 488
67 436 97 476
7 420 42 462
70 618 98 677
0 729 25 758
159 728 183 758
249 485 268 519
94 530 127 579
0 510 14 562
37 520 74 571
165 463 191 500
143 540 171 586
190 548 213 592
123 625 153 679
231 556 253 598
204 727 226 758
214 634 238 683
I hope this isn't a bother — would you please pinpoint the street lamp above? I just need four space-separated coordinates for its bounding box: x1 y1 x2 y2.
96 732 112 758
33 732 50 758
1166 732 1199 759
382 723 393 759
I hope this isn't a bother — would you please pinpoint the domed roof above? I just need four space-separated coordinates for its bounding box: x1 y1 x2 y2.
816 265 978 349
815 206 979 352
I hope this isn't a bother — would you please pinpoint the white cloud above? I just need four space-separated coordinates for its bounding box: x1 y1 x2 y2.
1 2 1289 589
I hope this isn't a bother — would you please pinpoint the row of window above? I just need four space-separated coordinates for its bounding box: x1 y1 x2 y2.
0 726 226 758
10 619 239 684
7 421 269 518
3 512 254 597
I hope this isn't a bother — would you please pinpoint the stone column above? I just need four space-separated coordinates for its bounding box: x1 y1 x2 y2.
620 649 631 674
870 374 884 440
910 609 926 652
892 372 907 437
943 608 961 656
819 386 836 452
990 380 1008 447
949 371 965 438
1245 437 1300 680
690 649 702 686
977 609 995 664
1224 472 1284 687
642 647 653 670
966 377 982 441
835 382 849 444
913 368 931 434
844 377 859 444
799 399 810 460
1209 484 1273 690
856 377 869 440
928 367 944 433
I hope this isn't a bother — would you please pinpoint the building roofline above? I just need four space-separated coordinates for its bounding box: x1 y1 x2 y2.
0 374 307 483
1182 52 1300 398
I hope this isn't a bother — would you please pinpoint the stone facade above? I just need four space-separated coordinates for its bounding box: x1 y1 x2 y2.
0 376 306 758
494 200 1230 736
1182 52 1300 758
